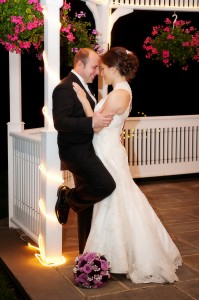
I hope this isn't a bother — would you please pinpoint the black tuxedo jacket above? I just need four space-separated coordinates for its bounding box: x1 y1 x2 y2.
52 71 96 170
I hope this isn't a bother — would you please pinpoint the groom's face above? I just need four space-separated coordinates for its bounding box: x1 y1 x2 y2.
80 52 100 83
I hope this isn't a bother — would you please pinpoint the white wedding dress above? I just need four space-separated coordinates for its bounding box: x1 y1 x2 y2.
84 81 182 283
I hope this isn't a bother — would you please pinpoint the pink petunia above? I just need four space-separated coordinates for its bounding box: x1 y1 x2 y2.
162 50 170 58
167 34 174 40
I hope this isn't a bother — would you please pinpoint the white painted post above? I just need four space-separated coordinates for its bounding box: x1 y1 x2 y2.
84 0 110 100
7 52 24 227
83 0 134 99
41 0 63 130
39 0 64 263
39 130 64 263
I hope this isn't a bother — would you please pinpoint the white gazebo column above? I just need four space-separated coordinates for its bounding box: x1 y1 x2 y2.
39 0 64 264
82 0 133 99
83 0 111 99
8 52 24 127
7 52 24 227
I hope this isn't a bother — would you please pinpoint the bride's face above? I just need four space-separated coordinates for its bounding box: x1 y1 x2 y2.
100 63 114 85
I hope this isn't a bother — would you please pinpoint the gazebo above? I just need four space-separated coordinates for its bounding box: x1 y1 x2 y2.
7 0 199 265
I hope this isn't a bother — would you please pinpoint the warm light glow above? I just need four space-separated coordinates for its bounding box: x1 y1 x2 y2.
36 163 65 266
39 199 57 222
28 235 66 267
42 106 54 126
34 253 66 267
28 243 39 251
43 50 60 84
39 164 64 183
42 7 48 19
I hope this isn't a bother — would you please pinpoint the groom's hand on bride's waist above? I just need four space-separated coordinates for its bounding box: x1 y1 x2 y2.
93 108 115 129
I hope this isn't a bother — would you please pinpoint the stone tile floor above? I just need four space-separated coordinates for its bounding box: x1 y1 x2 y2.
0 175 199 299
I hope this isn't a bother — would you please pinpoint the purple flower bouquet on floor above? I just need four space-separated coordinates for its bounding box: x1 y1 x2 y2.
73 252 111 288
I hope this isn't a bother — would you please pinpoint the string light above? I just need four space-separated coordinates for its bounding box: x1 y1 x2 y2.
33 20 66 266
28 235 66 267
28 166 65 267
42 51 60 84
39 164 64 183
42 106 54 126
39 199 58 222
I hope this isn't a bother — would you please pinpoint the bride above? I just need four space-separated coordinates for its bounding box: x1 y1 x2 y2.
72 46 182 284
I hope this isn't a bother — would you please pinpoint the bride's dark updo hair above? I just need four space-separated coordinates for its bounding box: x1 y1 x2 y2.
100 47 139 81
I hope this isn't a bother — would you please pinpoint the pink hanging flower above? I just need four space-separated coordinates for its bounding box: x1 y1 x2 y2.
143 17 199 70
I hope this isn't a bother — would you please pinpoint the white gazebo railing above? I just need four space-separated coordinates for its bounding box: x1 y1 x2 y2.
123 115 199 178
111 0 199 10
11 130 41 242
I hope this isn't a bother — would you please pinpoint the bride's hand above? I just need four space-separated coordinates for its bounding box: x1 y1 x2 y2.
72 82 94 117
72 82 87 104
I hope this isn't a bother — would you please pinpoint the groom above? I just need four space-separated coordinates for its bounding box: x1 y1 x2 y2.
52 48 116 254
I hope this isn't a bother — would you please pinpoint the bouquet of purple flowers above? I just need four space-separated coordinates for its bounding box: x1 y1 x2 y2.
73 252 111 288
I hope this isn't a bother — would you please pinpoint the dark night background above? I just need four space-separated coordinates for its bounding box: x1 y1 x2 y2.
0 1 199 171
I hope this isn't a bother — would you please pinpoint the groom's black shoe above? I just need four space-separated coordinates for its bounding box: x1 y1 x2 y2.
55 185 70 225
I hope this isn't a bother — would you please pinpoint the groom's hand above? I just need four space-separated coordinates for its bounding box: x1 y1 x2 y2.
93 107 115 129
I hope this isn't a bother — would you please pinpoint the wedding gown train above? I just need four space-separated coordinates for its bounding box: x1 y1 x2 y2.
84 81 182 283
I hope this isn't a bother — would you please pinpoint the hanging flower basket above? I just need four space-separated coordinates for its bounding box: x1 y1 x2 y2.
73 252 111 289
143 17 199 70
0 0 101 66
0 0 44 54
